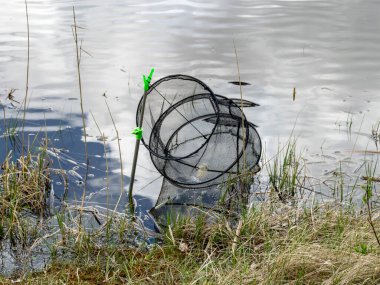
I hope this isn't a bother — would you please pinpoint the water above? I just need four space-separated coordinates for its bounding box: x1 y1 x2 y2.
1 0 380 220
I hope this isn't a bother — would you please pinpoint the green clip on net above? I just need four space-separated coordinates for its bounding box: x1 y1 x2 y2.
132 127 143 140
143 68 155 91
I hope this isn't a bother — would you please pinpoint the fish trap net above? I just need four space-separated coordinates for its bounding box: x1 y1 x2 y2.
136 75 261 227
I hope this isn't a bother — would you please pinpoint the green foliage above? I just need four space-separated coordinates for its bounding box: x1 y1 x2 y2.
354 243 369 255
267 139 304 201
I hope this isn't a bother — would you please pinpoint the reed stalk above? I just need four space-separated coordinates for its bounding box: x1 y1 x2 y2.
72 7 89 225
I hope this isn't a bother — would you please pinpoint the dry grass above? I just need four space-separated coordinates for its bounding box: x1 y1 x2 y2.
0 199 378 284
166 204 380 284
0 152 50 216
0 151 51 247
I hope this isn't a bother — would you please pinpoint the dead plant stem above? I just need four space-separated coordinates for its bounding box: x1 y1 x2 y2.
233 40 246 174
105 101 124 215
73 6 89 224
365 177 380 246
90 111 110 220
21 0 30 158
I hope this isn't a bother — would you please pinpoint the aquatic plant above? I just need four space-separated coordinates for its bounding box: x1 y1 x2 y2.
267 138 305 202
0 149 52 250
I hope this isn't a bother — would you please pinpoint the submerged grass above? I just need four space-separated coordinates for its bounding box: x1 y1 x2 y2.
0 200 379 284
267 138 307 202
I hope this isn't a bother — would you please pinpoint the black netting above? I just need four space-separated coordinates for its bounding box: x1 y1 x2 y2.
136 75 262 227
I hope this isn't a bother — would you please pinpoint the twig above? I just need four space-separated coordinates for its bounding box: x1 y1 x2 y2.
90 111 110 219
72 6 89 225
363 174 380 247
21 0 30 158
350 114 365 157
233 40 247 174
105 101 124 215
365 195 380 247
231 218 243 256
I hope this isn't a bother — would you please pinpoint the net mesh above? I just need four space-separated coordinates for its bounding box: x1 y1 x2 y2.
136 75 262 227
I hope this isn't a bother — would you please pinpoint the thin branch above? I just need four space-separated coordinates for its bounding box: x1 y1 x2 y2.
105 100 124 214
73 6 89 225
21 0 30 158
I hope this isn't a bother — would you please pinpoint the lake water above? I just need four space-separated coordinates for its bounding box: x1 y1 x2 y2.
1 0 380 220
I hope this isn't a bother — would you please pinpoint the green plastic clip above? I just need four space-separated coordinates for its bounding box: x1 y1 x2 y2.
132 127 143 140
143 68 155 91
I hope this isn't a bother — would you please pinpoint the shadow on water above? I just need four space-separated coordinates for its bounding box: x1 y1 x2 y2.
0 105 157 276
0 105 154 215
